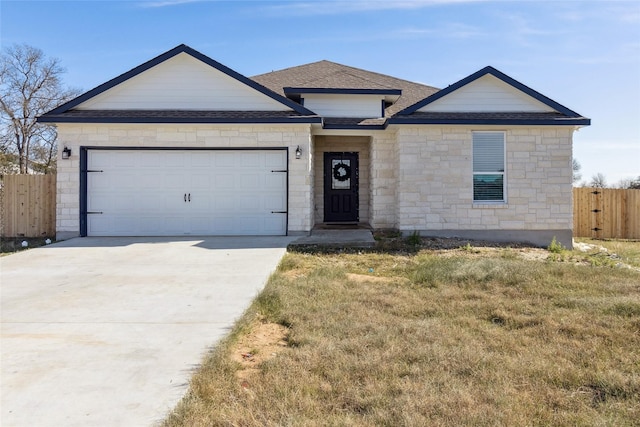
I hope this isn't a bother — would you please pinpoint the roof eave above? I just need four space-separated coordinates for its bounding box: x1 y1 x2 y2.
37 115 322 125
284 87 402 96
387 118 591 126
322 123 387 130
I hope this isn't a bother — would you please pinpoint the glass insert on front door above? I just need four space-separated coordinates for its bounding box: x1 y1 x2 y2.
331 159 351 190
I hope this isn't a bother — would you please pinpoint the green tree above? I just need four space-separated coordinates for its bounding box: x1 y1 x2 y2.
0 44 79 174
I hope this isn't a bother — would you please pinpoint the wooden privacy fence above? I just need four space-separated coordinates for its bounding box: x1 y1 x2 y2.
573 187 640 239
1 174 56 238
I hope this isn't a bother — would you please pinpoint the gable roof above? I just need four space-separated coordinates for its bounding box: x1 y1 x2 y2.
39 46 589 128
390 66 590 126
39 44 319 124
251 60 439 117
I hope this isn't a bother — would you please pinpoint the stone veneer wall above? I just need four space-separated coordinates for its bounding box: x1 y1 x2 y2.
394 126 574 247
55 123 313 239
313 136 370 224
55 122 576 247
369 130 399 229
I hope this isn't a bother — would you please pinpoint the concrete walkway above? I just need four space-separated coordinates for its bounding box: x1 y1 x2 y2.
1 236 295 427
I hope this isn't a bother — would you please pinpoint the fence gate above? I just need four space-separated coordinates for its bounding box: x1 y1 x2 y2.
0 174 56 238
573 187 640 239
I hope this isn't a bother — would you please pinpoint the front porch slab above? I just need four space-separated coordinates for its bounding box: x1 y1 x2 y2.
290 229 375 247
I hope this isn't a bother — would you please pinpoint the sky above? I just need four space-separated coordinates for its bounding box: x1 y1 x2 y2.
1 0 639 186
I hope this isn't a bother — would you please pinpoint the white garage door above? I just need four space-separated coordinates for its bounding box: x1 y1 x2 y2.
86 149 287 236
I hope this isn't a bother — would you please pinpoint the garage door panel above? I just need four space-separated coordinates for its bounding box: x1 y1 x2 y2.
238 174 260 189
188 174 212 190
86 149 287 236
264 215 287 234
139 217 166 234
190 154 212 168
212 174 235 190
164 172 186 190
138 152 164 168
189 216 213 234
137 172 164 188
112 217 140 234
137 193 166 212
97 151 136 168
237 195 261 211
264 173 286 189
239 152 261 167
87 215 111 235
214 152 237 167
265 194 286 211
87 193 115 212
164 151 188 168
265 151 287 167
88 177 110 191
237 217 260 234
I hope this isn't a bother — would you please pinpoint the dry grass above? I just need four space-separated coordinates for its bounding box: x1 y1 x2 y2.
164 242 640 427
576 238 640 269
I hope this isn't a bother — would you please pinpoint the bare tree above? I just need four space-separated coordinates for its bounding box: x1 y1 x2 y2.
572 158 582 184
589 172 608 188
0 44 79 174
616 176 640 189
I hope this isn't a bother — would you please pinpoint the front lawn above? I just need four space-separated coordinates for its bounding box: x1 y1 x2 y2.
164 240 640 426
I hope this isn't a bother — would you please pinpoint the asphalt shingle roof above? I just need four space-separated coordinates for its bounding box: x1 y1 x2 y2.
37 110 321 124
251 60 440 117
388 111 591 125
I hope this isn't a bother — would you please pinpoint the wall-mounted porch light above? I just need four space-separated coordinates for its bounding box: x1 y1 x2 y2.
295 145 302 159
62 147 72 159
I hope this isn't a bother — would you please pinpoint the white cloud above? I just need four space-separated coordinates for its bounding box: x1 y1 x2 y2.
261 0 488 16
396 22 485 39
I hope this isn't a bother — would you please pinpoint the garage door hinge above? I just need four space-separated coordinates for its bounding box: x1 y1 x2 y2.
87 170 104 173
271 169 287 173
271 211 287 214
87 211 103 214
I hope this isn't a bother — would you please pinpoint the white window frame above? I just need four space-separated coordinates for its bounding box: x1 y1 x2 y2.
472 131 506 204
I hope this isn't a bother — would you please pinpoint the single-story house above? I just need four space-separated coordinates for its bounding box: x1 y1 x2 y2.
39 44 590 247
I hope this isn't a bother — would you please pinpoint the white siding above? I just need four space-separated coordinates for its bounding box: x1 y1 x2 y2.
303 94 383 117
76 53 290 111
418 74 555 112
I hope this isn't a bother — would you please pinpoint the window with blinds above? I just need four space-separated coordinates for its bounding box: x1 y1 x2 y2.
473 132 505 202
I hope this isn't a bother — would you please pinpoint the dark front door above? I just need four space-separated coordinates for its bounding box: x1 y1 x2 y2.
324 152 359 222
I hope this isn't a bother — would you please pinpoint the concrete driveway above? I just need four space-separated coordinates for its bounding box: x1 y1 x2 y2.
1 236 295 427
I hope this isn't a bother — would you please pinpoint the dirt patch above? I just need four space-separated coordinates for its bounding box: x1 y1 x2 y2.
346 273 410 284
231 321 289 386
